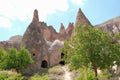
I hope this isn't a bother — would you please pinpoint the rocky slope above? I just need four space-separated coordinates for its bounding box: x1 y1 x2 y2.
96 16 120 35
0 35 22 50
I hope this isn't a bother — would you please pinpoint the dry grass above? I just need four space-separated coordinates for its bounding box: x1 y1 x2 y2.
48 65 65 80
0 70 17 75
48 65 65 75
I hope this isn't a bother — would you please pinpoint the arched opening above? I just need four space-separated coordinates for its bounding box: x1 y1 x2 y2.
59 53 65 65
41 60 48 68
59 61 65 65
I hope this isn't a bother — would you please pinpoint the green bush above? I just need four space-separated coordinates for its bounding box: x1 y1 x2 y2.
98 69 112 80
0 74 8 80
75 68 98 80
0 47 34 71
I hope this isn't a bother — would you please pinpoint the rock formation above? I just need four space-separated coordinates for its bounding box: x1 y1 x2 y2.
38 22 51 41
32 9 39 24
48 26 58 41
59 23 66 34
0 35 22 50
66 22 74 40
48 40 64 66
58 23 67 40
0 8 95 72
22 9 50 71
75 8 92 27
21 9 66 72
96 16 120 35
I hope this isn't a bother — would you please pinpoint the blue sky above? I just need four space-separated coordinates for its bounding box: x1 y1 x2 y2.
0 0 120 41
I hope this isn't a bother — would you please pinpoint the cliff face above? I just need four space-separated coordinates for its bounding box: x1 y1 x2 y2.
96 16 120 35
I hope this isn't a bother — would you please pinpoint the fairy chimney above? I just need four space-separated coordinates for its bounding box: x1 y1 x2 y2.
75 8 92 26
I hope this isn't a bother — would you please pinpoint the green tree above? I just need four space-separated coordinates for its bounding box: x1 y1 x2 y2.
17 47 34 70
0 47 34 72
63 24 120 76
6 48 18 70
0 48 7 69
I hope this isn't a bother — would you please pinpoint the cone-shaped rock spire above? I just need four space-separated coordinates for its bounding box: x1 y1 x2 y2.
75 8 91 26
66 22 74 35
32 9 39 23
59 23 66 34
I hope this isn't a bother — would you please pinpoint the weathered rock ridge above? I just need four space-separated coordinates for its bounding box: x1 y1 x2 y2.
0 35 22 50
96 16 120 35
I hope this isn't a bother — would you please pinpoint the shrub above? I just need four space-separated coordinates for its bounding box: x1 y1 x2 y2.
0 47 34 72
75 68 98 80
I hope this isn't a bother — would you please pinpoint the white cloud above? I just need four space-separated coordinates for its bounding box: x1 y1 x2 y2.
0 17 12 28
71 0 86 6
0 0 87 28
0 0 69 23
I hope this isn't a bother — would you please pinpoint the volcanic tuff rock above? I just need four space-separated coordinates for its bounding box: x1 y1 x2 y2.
58 23 67 40
32 9 39 24
75 8 92 26
0 35 22 50
48 40 64 66
29 8 92 42
66 22 74 40
22 9 50 70
59 23 66 35
96 16 120 35
38 22 51 41
48 26 58 41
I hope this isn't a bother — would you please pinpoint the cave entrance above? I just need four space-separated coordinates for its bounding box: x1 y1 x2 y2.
41 60 48 68
59 53 65 65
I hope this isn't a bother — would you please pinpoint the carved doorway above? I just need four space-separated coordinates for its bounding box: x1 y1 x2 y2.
41 60 48 68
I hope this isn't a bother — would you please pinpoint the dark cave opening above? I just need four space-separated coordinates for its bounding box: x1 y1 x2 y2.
59 61 65 65
41 60 48 68
59 53 65 65
32 53 36 56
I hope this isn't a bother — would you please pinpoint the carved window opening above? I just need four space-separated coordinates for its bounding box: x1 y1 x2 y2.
32 53 36 56
41 60 48 68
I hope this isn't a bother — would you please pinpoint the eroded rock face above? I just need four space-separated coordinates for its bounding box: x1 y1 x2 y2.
0 35 22 50
32 9 39 24
96 16 120 35
22 9 50 70
48 40 64 66
58 23 67 40
66 22 74 40
59 23 66 35
48 26 58 41
75 8 92 26
38 22 51 41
